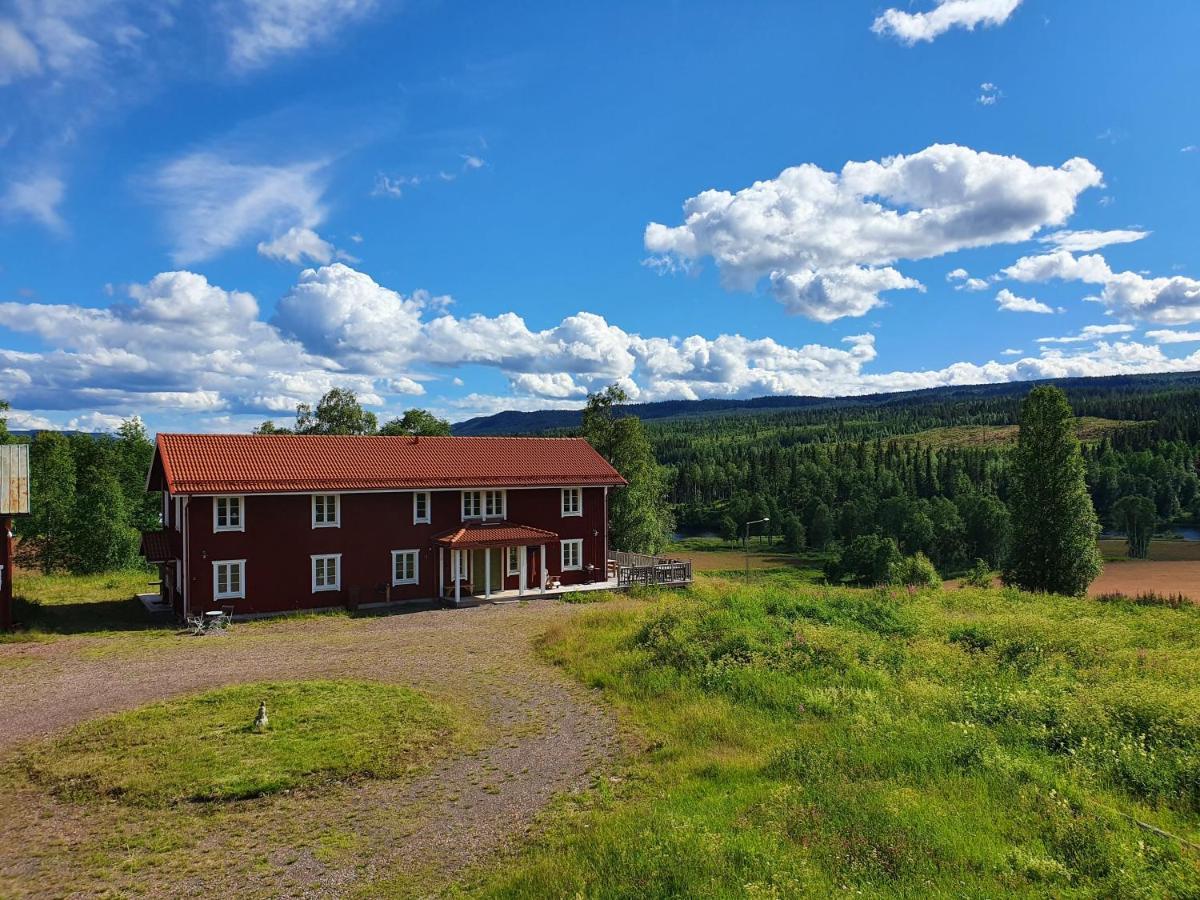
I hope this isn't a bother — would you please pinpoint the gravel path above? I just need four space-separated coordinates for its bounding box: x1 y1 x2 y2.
0 600 621 898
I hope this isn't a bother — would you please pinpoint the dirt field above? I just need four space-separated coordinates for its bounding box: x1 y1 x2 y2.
0 601 620 898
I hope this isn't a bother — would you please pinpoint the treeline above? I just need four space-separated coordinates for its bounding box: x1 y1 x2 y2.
6 420 158 574
656 379 1200 574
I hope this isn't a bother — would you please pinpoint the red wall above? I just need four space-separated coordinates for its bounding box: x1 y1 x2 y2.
183 486 610 615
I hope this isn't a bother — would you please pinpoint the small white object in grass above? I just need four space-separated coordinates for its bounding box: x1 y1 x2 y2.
254 701 268 732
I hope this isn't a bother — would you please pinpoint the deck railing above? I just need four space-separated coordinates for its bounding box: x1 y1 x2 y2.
612 551 693 588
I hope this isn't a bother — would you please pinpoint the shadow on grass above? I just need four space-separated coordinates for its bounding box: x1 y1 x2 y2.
9 594 171 636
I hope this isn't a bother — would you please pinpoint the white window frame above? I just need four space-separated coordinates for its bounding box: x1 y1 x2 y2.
561 539 583 572
391 549 420 586
311 493 341 529
311 553 342 593
461 490 482 520
413 491 431 525
561 487 582 517
506 545 520 576
213 559 246 601
484 489 506 520
213 495 245 533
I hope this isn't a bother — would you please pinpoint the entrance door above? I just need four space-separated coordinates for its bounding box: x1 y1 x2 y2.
470 548 504 595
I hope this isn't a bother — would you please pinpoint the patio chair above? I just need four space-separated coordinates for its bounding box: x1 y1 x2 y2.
217 604 236 630
185 614 206 636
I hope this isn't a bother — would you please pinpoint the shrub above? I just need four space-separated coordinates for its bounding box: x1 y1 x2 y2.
889 552 940 590
962 558 993 589
825 534 902 586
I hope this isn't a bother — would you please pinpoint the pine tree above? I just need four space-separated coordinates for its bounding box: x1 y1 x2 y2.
1003 386 1103 595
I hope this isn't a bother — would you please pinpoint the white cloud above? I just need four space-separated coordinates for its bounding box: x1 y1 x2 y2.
257 226 335 265
646 143 1101 321
1181 146 1197 154
1038 228 1150 252
151 153 327 264
1 172 66 232
1002 250 1200 323
1145 329 1200 345
872 0 1023 45
225 0 378 71
461 154 485 169
1036 324 1136 344
7 262 1200 430
977 82 1001 105
946 268 989 291
0 18 43 84
996 288 1054 314
1001 348 1023 356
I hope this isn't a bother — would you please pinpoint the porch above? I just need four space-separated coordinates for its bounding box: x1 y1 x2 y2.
433 522 562 605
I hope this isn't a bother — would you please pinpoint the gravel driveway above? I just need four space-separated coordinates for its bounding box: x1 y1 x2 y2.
0 600 621 898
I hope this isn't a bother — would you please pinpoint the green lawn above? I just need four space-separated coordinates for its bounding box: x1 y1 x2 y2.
462 573 1200 897
2 568 166 641
18 679 468 806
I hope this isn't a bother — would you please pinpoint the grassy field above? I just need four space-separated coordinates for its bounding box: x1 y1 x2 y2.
463 573 1200 897
902 417 1146 449
668 536 827 579
20 680 463 806
1 568 166 642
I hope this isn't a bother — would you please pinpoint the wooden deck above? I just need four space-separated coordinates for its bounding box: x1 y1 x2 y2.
612 551 693 588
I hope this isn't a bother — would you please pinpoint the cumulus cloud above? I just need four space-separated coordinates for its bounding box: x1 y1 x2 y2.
947 269 988 291
996 289 1054 314
1001 348 1023 356
6 262 1200 429
646 143 1101 321
1144 329 1200 344
1002 250 1200 323
872 0 1023 45
1036 324 1136 344
257 226 335 265
151 153 327 264
225 0 379 71
977 82 1001 105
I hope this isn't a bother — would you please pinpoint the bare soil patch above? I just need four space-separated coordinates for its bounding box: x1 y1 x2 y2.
1089 561 1200 600
0 601 620 898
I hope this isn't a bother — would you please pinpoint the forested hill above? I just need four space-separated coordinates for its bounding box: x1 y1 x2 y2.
452 372 1200 436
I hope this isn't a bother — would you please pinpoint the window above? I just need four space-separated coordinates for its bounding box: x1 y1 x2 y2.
484 489 506 519
561 539 583 571
213 495 244 532
213 560 245 600
561 488 582 517
506 545 520 576
413 491 430 524
311 554 341 592
461 491 481 519
312 494 340 528
392 549 419 585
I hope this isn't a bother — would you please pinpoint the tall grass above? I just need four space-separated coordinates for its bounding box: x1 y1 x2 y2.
465 575 1200 897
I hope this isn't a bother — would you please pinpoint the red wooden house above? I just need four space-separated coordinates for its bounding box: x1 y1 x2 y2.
140 433 627 618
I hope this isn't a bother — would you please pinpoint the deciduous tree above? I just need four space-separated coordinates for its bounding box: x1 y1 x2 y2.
294 388 378 435
1112 494 1156 559
379 409 452 436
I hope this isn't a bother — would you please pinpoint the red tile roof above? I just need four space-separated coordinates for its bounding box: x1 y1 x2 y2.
432 522 559 549
152 434 626 494
140 529 174 562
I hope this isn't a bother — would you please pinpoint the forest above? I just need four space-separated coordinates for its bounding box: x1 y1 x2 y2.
3 371 1198 580
651 375 1200 576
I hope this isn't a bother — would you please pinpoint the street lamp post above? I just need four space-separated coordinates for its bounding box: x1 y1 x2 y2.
744 517 769 577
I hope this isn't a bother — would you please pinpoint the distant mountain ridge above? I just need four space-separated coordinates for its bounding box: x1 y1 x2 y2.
451 371 1200 436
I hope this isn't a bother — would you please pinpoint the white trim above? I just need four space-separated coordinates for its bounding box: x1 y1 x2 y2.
212 495 245 532
311 553 342 592
559 540 583 573
483 489 506 520
181 484 615 498
391 549 420 586
506 545 520 576
213 559 246 601
311 493 341 528
561 487 582 517
413 491 431 524
561 538 583 571
461 490 482 520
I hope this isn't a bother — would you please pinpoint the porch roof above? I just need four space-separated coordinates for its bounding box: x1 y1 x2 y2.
140 529 174 563
432 522 558 550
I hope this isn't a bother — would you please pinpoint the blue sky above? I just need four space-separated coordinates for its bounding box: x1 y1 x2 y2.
1 0 1198 433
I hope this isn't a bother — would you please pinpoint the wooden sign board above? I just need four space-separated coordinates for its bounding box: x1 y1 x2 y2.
0 444 30 516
